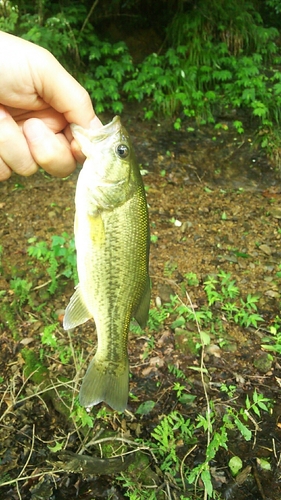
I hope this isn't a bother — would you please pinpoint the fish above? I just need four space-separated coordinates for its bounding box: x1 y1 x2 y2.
63 116 150 412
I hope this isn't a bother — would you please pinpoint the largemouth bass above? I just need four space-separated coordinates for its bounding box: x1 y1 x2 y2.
63 116 150 412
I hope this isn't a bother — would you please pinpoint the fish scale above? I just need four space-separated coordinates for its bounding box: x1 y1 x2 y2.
63 116 150 412
92 193 148 351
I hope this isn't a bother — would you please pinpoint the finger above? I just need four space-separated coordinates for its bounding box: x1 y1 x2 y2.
35 55 93 126
0 157 12 181
89 115 103 130
23 118 76 177
70 138 86 165
8 107 68 132
0 107 38 177
34 52 104 129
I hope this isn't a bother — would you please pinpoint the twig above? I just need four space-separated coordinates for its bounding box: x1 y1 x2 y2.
165 480 172 500
31 274 62 291
244 410 261 449
180 444 198 491
272 437 281 466
17 424 35 480
84 435 151 451
0 377 79 423
0 469 65 488
80 434 157 467
185 291 210 500
252 461 267 500
16 481 22 500
80 0 99 34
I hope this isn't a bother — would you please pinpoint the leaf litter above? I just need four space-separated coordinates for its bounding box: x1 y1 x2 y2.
1 107 281 499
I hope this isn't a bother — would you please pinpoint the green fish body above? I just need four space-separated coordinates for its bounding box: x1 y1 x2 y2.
63 116 150 412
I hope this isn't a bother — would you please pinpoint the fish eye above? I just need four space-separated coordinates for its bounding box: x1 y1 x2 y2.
116 144 129 159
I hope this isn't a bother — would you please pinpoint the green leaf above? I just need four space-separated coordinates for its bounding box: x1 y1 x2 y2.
200 331 211 346
258 458 271 471
258 401 270 412
213 69 232 81
95 66 109 78
253 390 258 404
234 417 252 441
251 101 268 117
251 405 261 417
245 394 251 410
229 456 243 476
89 47 101 60
179 393 197 404
171 316 186 329
242 88 255 102
201 469 213 496
136 400 155 415
273 82 281 95
112 101 123 114
48 441 64 453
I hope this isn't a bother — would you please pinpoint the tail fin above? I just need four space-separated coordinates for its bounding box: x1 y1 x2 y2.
79 355 129 412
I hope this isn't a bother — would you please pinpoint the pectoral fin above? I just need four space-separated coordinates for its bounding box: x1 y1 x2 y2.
134 276 151 329
63 284 92 330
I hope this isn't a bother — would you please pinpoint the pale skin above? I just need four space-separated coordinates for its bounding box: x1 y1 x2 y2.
0 31 103 181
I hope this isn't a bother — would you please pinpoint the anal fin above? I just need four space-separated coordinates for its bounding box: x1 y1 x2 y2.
63 284 92 330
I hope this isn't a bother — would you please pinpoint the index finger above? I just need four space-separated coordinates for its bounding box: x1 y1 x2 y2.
33 50 103 129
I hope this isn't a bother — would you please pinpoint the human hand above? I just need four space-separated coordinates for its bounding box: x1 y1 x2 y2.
0 31 102 181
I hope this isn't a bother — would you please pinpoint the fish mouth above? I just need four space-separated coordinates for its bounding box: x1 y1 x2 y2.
71 116 122 143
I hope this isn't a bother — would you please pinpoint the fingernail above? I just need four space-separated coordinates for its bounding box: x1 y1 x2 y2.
89 116 103 130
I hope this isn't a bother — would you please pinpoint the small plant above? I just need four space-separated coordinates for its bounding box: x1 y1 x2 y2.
142 335 155 360
143 272 264 353
0 301 19 338
148 389 270 498
147 307 170 332
129 387 271 499
9 277 33 306
168 364 187 380
204 271 263 328
204 270 240 304
164 260 178 278
150 234 158 244
84 38 134 114
262 316 281 353
184 272 200 287
27 232 77 294
151 410 196 475
70 403 95 428
40 323 72 365
173 381 188 399
233 120 244 134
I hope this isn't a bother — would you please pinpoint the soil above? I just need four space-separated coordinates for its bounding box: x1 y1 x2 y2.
1 107 281 500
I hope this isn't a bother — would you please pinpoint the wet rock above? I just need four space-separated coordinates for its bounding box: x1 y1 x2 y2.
175 328 198 355
271 207 281 219
30 476 54 500
253 351 273 373
156 283 175 303
52 450 134 475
